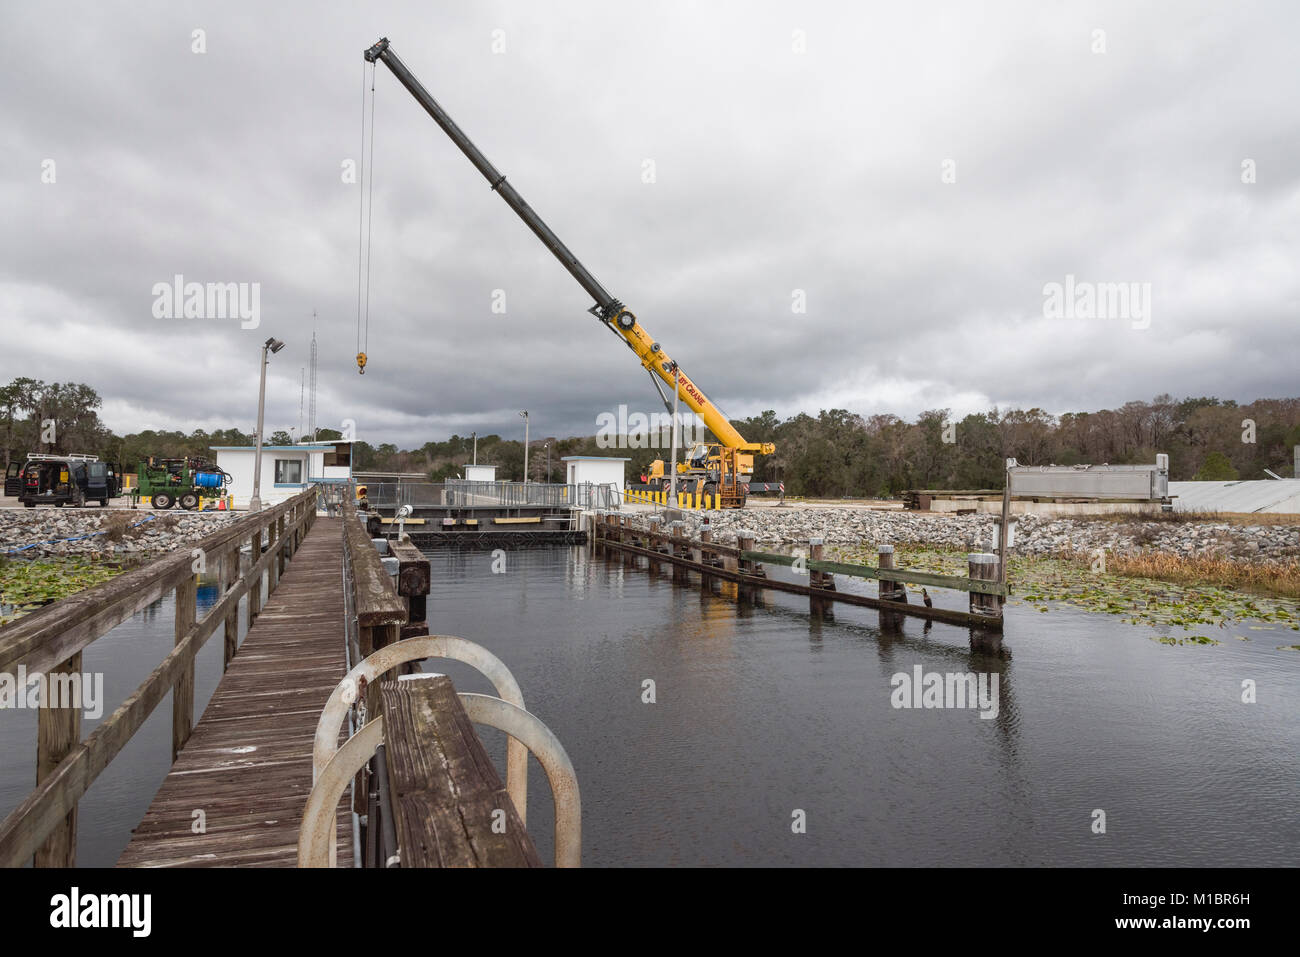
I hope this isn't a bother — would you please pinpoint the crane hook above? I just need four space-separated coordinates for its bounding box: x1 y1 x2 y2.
356 352 367 375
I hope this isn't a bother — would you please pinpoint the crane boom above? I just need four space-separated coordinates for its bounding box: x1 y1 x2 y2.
364 38 774 457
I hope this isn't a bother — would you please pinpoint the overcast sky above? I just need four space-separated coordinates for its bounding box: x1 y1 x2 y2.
3 1 1297 449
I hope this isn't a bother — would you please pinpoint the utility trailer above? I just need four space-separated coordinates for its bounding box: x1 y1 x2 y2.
134 456 230 510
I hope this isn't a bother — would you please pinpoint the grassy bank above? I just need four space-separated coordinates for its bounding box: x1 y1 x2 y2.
1093 510 1300 528
1104 552 1300 601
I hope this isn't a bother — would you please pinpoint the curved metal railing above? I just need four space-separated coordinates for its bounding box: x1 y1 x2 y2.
302 635 580 868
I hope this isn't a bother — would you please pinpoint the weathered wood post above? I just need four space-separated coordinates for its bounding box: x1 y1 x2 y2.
808 536 835 614
967 551 1004 653
35 651 81 867
967 553 1003 618
267 515 280 593
646 515 662 573
246 529 261 629
670 522 687 583
277 513 287 576
391 540 431 640
222 543 239 669
621 515 635 567
173 574 197 760
737 529 763 600
878 544 906 602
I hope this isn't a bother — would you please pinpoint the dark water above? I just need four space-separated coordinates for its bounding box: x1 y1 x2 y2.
1 548 1296 867
0 574 262 867
420 546 1300 867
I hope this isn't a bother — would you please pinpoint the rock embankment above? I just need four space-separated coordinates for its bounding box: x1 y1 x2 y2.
623 507 1300 563
0 508 242 559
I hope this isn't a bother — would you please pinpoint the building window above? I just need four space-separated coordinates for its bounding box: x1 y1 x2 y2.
274 459 303 484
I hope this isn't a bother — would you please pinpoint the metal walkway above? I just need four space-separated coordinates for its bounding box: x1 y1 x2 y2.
117 518 350 867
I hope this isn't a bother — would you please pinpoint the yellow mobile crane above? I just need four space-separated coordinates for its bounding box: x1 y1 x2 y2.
364 38 774 507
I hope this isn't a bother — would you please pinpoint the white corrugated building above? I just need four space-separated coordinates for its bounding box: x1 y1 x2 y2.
1168 479 1300 514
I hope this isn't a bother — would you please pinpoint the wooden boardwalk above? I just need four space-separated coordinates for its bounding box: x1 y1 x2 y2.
117 518 350 867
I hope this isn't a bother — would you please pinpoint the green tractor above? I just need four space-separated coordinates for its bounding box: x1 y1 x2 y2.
135 456 230 510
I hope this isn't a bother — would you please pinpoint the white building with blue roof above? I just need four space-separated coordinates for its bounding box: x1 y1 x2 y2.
212 439 353 509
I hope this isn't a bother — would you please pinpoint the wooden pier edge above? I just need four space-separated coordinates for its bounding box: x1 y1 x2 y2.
593 515 1004 630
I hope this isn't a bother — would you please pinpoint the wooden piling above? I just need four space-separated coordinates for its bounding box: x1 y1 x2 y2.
808 537 835 614
671 522 687 583
222 543 239 669
34 651 81 867
268 518 280 592
646 516 662 573
247 531 261 629
621 515 636 567
878 545 906 602
737 529 764 598
967 553 1003 618
737 531 754 574
172 575 197 760
277 514 287 578
391 540 431 640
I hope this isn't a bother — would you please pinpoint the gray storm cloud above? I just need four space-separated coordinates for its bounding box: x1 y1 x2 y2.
3 0 1297 448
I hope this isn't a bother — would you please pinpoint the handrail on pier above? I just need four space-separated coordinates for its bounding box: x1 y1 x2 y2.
302 637 581 869
0 486 320 868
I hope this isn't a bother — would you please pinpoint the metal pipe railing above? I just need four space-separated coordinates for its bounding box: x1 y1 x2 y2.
313 635 529 826
303 637 580 867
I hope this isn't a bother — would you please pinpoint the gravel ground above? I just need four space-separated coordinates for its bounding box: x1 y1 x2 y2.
0 508 242 559
625 506 1300 563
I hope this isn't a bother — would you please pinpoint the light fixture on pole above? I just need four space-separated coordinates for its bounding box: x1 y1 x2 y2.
519 410 529 484
545 442 551 484
471 431 477 466
250 337 286 513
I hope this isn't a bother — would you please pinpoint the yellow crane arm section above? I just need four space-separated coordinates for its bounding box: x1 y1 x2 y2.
609 308 774 455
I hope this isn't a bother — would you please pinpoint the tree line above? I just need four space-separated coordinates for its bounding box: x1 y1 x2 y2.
3 378 1296 495
733 395 1300 495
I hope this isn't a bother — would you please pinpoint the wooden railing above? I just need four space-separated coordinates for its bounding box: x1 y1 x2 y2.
0 487 319 867
593 513 1006 629
341 504 408 660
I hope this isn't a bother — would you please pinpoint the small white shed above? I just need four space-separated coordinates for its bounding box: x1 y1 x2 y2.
213 443 338 509
562 456 629 493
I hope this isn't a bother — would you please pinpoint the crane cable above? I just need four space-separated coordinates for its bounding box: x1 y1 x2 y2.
355 61 377 375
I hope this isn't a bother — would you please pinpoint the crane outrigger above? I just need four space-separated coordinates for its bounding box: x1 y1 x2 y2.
363 37 774 507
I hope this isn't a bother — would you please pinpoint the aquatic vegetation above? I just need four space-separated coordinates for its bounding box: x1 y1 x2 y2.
1105 552 1300 602
828 543 1300 645
0 558 122 626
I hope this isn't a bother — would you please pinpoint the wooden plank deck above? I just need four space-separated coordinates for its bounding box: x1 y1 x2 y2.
380 675 541 867
117 518 350 868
